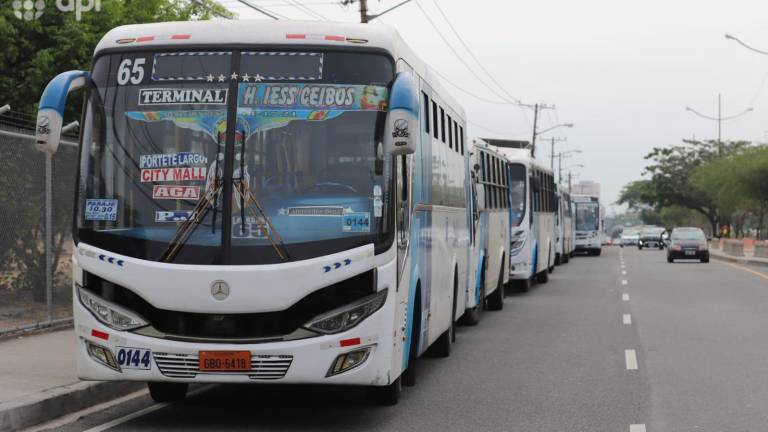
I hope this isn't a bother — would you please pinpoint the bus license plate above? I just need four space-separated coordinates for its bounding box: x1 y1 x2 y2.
198 351 251 372
685 250 696 256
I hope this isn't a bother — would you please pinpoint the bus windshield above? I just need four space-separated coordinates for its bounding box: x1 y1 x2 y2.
575 201 599 231
77 50 394 264
509 163 526 226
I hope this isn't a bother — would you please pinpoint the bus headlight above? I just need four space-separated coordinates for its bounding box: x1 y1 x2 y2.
510 230 527 254
77 286 148 331
304 289 388 335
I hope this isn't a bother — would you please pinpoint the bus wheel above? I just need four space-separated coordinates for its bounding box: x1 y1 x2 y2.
536 270 549 284
486 268 504 311
516 278 531 293
562 253 570 264
148 382 188 403
368 377 401 406
459 280 482 327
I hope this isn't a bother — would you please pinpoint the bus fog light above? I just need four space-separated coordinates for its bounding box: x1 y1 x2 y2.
304 289 388 334
85 340 121 372
327 347 372 377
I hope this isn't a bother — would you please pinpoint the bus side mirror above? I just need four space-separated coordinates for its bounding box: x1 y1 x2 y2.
36 70 89 154
386 71 418 156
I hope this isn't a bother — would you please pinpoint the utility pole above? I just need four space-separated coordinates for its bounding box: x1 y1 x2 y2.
358 0 368 23
568 171 572 193
523 103 555 158
342 0 411 23
548 137 567 170
685 94 752 156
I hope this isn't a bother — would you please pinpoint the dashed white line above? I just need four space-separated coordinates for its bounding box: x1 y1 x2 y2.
622 293 630 301
625 349 638 370
622 279 628 285
630 424 647 432
623 313 632 325
622 270 627 275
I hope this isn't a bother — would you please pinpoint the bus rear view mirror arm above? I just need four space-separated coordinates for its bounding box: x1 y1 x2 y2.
36 70 90 154
387 71 418 156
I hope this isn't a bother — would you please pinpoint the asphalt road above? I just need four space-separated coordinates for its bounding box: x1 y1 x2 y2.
36 247 768 432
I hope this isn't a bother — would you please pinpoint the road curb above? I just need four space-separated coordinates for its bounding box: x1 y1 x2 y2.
710 253 768 268
0 380 143 432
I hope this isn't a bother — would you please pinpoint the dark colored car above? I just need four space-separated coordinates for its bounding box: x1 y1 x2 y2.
667 227 709 263
639 228 665 250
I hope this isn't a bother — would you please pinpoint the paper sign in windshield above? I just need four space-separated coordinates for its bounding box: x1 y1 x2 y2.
141 167 206 182
342 212 370 233
239 83 388 111
152 185 200 200
85 199 118 221
155 211 193 222
140 152 208 169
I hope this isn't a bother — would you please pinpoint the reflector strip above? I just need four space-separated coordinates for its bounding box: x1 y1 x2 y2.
324 35 344 42
172 34 191 40
339 338 361 347
286 34 306 39
136 36 155 43
91 329 109 340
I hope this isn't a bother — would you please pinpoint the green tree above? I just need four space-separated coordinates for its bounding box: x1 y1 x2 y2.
0 0 233 117
618 139 749 235
0 0 232 303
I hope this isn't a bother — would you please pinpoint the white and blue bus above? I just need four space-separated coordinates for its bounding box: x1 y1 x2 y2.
555 186 575 265
36 21 471 405
573 194 603 256
490 147 556 291
460 140 509 325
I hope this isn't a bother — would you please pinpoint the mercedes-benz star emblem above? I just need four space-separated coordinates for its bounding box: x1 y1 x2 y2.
210 280 230 301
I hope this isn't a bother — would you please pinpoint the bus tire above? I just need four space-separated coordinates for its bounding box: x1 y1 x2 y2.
563 253 570 264
486 267 504 311
514 278 530 293
368 377 401 406
555 253 561 266
148 382 188 403
536 270 549 284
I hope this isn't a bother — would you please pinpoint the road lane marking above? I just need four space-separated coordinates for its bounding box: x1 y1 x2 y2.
622 279 628 285
83 385 214 432
622 293 630 301
625 349 638 370
623 314 632 325
630 425 647 432
622 270 627 275
721 261 768 281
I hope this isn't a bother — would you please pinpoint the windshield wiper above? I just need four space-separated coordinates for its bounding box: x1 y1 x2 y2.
233 179 289 261
158 179 222 262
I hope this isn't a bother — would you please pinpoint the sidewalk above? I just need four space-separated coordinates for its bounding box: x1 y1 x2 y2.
709 247 768 267
0 329 141 431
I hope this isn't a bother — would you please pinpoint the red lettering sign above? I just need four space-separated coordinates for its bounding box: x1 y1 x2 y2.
140 167 207 182
152 185 200 200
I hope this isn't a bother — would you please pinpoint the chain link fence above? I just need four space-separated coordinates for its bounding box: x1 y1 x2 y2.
0 111 79 334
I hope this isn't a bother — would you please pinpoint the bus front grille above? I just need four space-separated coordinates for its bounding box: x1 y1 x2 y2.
153 352 293 380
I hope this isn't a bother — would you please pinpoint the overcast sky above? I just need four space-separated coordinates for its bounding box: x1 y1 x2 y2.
224 0 768 212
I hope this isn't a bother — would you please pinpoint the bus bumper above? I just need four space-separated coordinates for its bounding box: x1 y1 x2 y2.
73 290 397 387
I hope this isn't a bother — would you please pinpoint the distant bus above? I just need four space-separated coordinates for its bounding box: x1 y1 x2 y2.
573 194 603 256
556 187 575 264
36 20 473 405
493 147 556 291
461 140 509 324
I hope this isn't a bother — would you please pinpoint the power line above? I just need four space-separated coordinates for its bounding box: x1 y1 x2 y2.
428 0 521 105
412 0 519 106
429 68 516 105
282 0 328 20
235 0 282 19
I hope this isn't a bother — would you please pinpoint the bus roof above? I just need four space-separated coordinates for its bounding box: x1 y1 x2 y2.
95 20 464 118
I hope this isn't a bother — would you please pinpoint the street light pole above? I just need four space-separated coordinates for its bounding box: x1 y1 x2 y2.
685 95 752 155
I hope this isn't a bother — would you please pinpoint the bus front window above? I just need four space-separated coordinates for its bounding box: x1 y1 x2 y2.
575 202 599 231
76 50 393 265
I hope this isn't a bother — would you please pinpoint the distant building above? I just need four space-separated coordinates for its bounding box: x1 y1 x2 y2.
572 180 600 198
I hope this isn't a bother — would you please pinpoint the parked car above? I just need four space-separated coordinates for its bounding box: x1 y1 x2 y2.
639 227 665 250
667 227 709 263
620 229 640 247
